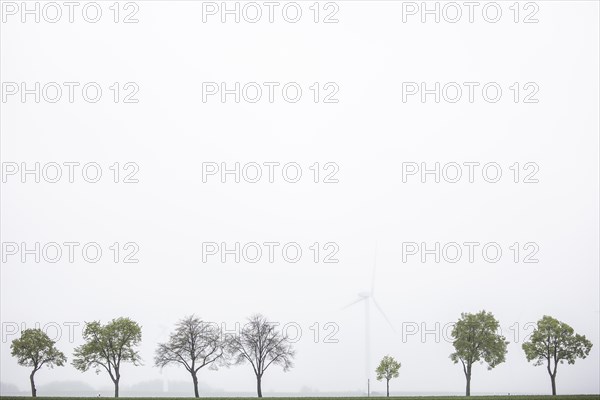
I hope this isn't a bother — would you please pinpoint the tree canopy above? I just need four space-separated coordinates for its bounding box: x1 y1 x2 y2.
72 317 142 397
155 315 226 397
227 314 295 397
522 315 593 395
375 355 401 397
11 329 67 397
450 310 508 396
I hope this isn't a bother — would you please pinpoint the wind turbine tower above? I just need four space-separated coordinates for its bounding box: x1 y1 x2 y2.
342 249 395 395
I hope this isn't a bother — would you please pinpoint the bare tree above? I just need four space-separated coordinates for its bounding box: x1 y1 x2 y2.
227 314 295 397
155 315 225 398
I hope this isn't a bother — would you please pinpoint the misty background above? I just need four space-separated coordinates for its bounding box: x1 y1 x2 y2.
1 0 599 396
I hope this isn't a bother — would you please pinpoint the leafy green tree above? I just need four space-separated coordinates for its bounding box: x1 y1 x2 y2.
450 310 508 396
375 355 401 397
227 314 295 397
10 329 66 397
72 317 142 398
522 315 593 395
155 315 227 398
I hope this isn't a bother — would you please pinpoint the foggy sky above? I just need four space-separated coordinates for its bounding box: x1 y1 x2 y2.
1 0 599 396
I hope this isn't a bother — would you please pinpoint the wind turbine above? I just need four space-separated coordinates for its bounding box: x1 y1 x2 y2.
342 248 395 395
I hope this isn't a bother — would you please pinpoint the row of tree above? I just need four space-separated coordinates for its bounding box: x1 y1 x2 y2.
11 312 593 398
11 314 293 398
374 312 593 397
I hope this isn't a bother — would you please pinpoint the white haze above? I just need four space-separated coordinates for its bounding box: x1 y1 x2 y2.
1 0 599 396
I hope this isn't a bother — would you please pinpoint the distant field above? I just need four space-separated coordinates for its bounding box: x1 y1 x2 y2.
1 396 599 400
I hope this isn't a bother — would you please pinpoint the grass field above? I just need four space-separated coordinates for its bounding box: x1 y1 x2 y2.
1 397 599 400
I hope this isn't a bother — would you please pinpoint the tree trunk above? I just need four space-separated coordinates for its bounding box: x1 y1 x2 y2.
257 375 262 398
465 371 471 397
547 362 557 396
386 378 390 397
114 378 119 398
30 371 37 397
192 372 200 398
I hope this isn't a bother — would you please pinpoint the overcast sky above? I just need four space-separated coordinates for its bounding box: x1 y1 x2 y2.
1 0 599 396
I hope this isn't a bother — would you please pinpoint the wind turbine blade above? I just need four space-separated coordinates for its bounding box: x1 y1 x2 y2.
341 297 365 310
371 297 396 333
